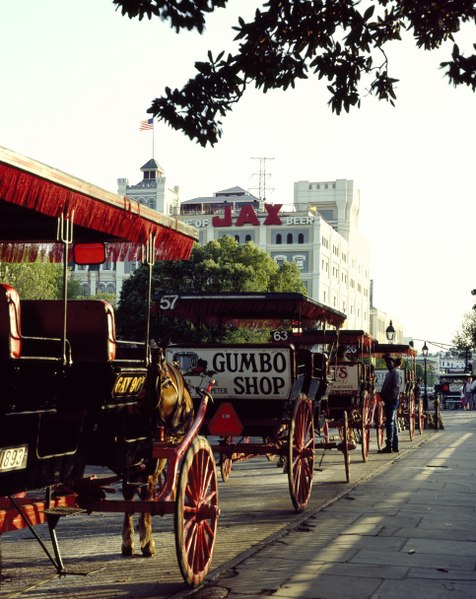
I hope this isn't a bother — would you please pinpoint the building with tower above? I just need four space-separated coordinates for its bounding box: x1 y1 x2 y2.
72 159 180 298
71 160 371 331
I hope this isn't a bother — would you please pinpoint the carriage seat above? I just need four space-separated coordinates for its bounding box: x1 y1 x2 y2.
21 300 116 363
0 284 22 359
296 348 313 377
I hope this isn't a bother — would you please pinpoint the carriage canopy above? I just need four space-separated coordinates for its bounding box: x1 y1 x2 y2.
159 292 346 330
0 146 198 262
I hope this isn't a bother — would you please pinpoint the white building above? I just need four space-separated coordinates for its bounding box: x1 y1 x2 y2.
72 162 371 331
180 178 371 330
72 159 180 298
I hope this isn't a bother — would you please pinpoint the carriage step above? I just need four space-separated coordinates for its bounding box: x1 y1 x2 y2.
43 506 86 517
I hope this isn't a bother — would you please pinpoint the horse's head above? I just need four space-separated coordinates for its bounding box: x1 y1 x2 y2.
153 347 194 439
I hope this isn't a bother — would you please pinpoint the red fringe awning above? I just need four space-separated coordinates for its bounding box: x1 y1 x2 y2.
0 241 176 263
0 148 197 262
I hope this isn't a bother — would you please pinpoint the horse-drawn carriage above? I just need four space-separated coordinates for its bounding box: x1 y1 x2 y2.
0 146 218 586
160 292 346 512
374 342 423 439
288 329 380 482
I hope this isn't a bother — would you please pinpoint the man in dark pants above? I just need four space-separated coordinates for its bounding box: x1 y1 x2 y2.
378 355 402 453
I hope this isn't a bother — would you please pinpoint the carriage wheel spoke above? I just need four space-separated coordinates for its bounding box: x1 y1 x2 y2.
176 437 219 587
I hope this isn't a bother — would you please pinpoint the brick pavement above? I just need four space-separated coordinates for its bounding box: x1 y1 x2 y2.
182 411 476 599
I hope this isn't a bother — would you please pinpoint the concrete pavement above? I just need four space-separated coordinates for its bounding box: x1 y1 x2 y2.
185 410 476 599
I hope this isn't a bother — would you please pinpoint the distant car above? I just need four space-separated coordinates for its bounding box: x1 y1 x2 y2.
437 373 470 409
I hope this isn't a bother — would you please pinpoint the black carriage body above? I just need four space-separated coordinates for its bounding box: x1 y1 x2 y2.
166 343 322 439
0 146 198 496
1 351 155 495
161 293 346 467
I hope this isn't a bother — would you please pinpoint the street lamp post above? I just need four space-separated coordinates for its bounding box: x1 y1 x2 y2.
422 341 429 411
386 320 395 343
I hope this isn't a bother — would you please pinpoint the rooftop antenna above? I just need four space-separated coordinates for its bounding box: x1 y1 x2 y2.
250 157 275 209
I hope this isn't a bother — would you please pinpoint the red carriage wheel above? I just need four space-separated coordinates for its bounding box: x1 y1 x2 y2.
288 394 315 512
408 395 415 441
417 399 424 434
360 392 370 463
175 435 219 587
219 454 232 482
376 401 385 450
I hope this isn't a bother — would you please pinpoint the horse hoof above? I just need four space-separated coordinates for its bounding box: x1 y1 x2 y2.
141 546 157 558
121 546 134 556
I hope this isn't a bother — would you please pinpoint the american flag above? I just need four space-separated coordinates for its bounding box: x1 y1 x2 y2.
139 118 154 131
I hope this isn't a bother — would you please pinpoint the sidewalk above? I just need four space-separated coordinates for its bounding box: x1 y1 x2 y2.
189 411 476 599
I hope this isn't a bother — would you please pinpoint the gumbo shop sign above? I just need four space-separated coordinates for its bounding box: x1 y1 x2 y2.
166 346 293 400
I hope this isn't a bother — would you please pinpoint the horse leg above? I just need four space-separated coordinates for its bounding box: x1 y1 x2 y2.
121 482 135 556
138 472 157 557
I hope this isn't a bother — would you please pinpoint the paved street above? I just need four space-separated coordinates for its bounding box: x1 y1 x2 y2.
182 410 476 599
2 411 472 599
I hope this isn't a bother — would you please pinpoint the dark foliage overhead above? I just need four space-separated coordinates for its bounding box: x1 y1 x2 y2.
114 1 476 146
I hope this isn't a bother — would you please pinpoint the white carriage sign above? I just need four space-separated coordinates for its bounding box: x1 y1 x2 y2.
328 364 361 394
166 346 293 400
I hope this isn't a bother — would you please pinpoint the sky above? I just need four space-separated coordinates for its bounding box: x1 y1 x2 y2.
1 1 475 350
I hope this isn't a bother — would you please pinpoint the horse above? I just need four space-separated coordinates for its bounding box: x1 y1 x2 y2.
121 347 194 557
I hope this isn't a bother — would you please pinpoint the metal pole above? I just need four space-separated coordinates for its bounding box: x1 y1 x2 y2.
423 357 428 411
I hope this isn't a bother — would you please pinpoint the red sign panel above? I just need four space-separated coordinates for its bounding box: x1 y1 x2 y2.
207 402 244 436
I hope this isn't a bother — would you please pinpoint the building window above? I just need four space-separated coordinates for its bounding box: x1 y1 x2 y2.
287 233 293 244
276 233 282 244
234 234 240 242
275 255 286 266
245 234 252 242
298 233 304 244
318 210 334 221
77 264 87 271
97 282 107 293
293 255 305 270
106 283 116 294
102 260 112 271
80 282 90 297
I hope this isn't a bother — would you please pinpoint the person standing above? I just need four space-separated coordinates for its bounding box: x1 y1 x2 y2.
464 377 474 410
378 355 402 454
471 377 476 410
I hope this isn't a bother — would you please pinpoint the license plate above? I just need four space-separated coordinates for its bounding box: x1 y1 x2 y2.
0 445 28 472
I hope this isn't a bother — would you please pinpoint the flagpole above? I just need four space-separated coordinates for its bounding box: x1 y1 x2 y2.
152 122 155 159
